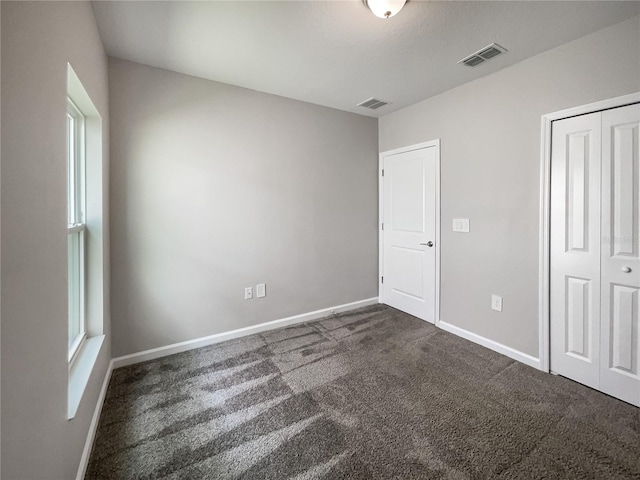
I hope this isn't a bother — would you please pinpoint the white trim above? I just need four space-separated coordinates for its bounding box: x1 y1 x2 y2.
538 92 640 373
439 320 541 370
112 297 379 369
67 64 100 118
75 359 113 480
434 141 441 327
538 113 552 373
378 140 441 324
68 332 87 365
68 335 105 419
378 151 384 303
541 92 640 124
379 140 440 158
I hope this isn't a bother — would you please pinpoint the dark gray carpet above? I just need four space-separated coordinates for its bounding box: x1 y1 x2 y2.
86 305 640 479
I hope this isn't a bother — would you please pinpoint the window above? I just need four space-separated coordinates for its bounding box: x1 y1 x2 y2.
67 63 105 418
67 98 86 362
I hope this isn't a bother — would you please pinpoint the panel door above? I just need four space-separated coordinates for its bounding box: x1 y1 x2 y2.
550 112 602 390
382 146 437 322
600 104 640 407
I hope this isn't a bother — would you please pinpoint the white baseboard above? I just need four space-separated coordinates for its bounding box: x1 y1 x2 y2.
437 320 541 370
112 297 379 369
75 359 114 480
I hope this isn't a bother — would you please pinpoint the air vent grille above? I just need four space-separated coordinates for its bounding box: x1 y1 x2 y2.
463 55 485 67
459 43 507 67
478 46 502 59
357 97 390 110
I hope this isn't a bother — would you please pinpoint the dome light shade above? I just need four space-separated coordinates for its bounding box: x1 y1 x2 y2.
365 0 407 19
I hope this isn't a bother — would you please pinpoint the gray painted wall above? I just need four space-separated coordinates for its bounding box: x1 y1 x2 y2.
379 16 640 357
1 2 111 478
109 59 379 357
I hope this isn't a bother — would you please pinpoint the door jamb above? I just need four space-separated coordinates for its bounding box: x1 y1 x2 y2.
379 140 441 325
538 92 640 373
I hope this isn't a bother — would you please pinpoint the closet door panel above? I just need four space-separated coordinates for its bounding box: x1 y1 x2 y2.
600 103 640 407
550 112 602 389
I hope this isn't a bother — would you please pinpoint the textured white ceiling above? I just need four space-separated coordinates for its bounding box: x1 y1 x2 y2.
91 1 639 117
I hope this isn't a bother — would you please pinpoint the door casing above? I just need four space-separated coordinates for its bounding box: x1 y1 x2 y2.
539 92 640 373
379 139 441 325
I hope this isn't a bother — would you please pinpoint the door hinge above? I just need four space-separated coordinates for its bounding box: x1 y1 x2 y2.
381 222 384 231
381 169 384 177
381 276 384 284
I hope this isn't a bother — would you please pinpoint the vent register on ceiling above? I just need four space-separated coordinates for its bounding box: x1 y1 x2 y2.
458 43 507 67
357 43 507 110
357 98 390 110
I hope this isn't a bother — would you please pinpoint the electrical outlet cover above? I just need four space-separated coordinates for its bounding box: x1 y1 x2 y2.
256 283 266 298
245 287 253 300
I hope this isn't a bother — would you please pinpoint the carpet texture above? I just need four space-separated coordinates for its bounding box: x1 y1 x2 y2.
86 305 640 479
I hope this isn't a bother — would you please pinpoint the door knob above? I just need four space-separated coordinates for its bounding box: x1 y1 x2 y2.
622 266 632 273
426 241 434 247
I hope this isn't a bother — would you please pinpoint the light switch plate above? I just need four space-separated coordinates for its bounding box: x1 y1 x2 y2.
244 287 253 300
453 218 470 232
256 283 266 298
492 295 503 312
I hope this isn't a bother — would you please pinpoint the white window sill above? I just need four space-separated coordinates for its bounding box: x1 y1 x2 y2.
68 335 105 419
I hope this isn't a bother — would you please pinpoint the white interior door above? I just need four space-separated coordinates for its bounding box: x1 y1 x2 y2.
600 104 640 407
550 111 602 391
550 103 640 407
382 146 437 322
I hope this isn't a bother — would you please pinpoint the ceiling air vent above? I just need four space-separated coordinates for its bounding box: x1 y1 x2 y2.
357 97 390 110
458 43 507 67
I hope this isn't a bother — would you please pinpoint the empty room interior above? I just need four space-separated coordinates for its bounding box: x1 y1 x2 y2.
2 1 640 478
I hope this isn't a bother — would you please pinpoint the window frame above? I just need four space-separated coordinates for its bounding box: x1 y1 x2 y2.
67 97 87 364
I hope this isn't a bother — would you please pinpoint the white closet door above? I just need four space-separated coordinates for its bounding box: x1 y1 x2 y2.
550 112 602 390
600 103 640 407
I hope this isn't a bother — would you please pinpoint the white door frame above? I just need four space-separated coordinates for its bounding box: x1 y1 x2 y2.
379 139 441 325
538 92 640 373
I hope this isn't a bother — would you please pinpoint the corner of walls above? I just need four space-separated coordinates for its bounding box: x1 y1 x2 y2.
108 59 379 358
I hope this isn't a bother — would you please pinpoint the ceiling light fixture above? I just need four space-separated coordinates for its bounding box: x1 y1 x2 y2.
364 0 406 19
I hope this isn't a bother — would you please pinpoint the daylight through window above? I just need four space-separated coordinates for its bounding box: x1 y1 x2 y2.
67 97 86 362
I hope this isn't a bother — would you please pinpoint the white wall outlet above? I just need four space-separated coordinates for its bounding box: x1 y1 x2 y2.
453 218 470 232
256 283 266 298
244 287 253 300
491 295 503 312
